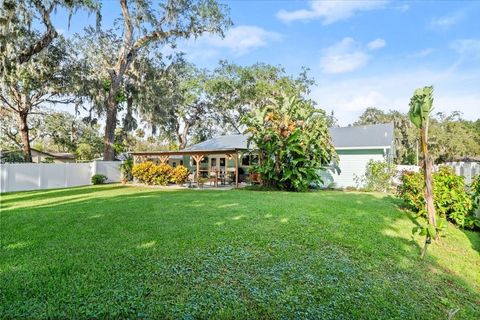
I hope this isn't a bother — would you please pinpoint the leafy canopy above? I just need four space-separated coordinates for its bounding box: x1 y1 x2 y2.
243 93 337 192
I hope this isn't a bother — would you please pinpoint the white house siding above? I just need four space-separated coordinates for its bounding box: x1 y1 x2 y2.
332 153 385 188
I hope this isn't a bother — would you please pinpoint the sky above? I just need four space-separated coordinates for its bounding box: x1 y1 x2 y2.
53 0 480 126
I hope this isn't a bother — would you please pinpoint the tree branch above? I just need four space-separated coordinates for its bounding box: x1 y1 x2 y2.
17 1 58 64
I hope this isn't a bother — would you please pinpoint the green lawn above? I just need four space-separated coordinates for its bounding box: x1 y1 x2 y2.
1 185 479 319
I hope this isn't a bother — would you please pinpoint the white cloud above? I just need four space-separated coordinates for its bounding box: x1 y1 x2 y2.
367 38 386 50
451 39 480 58
207 25 282 55
167 25 282 61
276 1 387 25
429 12 463 29
311 68 480 126
408 48 435 58
320 37 385 74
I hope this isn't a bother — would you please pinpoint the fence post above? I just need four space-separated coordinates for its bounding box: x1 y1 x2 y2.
38 163 43 189
0 164 7 193
64 163 69 187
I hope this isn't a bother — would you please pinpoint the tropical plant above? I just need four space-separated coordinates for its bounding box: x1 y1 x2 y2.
243 93 337 191
120 155 134 181
408 86 437 258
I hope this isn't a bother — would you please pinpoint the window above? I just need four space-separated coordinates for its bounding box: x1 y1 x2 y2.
241 154 258 166
242 155 250 166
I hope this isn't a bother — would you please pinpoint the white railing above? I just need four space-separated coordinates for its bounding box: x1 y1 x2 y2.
0 161 121 193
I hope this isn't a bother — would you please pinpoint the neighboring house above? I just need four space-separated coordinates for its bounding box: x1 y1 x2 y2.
131 123 395 188
31 149 76 163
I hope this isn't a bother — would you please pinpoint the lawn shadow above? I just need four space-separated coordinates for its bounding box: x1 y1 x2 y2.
1 187 479 318
0 184 126 209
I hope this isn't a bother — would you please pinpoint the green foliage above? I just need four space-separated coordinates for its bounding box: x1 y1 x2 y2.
397 167 473 227
353 108 480 165
132 161 172 186
408 86 434 129
75 143 95 161
170 165 190 185
91 174 107 185
0 151 26 163
120 156 134 181
40 156 54 163
465 174 480 229
243 93 337 191
412 217 448 240
355 160 396 192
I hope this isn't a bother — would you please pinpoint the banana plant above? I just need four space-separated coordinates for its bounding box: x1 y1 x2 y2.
408 86 438 258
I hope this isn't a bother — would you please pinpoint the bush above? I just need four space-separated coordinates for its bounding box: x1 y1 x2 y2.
120 156 134 181
355 160 396 192
397 166 473 227
466 174 480 230
170 165 189 185
91 174 108 185
152 164 172 185
0 151 26 163
132 161 172 186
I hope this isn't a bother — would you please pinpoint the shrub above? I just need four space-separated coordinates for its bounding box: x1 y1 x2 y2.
466 174 480 230
397 166 472 227
91 174 108 185
132 161 172 185
152 164 172 186
120 156 134 181
170 165 189 185
355 160 396 192
0 151 26 163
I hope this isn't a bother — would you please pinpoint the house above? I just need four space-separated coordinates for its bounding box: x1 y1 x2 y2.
326 123 395 188
131 123 395 188
31 149 76 163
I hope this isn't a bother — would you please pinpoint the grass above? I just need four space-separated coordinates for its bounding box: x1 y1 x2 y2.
1 185 479 319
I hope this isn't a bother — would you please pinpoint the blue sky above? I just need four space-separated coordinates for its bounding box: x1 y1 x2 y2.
54 0 480 125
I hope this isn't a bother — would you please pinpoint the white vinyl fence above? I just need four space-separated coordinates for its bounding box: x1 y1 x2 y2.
0 161 121 193
437 162 480 184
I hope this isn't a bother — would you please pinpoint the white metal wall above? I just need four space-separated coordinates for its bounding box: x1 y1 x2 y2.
0 161 121 193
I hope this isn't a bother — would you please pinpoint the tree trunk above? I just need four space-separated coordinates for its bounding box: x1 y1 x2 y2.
18 112 32 162
421 127 436 226
103 98 118 161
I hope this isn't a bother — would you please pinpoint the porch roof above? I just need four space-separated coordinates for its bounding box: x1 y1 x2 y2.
129 148 248 157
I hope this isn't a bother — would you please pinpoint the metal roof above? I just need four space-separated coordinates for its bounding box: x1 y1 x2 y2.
130 123 395 156
329 123 394 149
186 123 395 151
184 134 251 151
